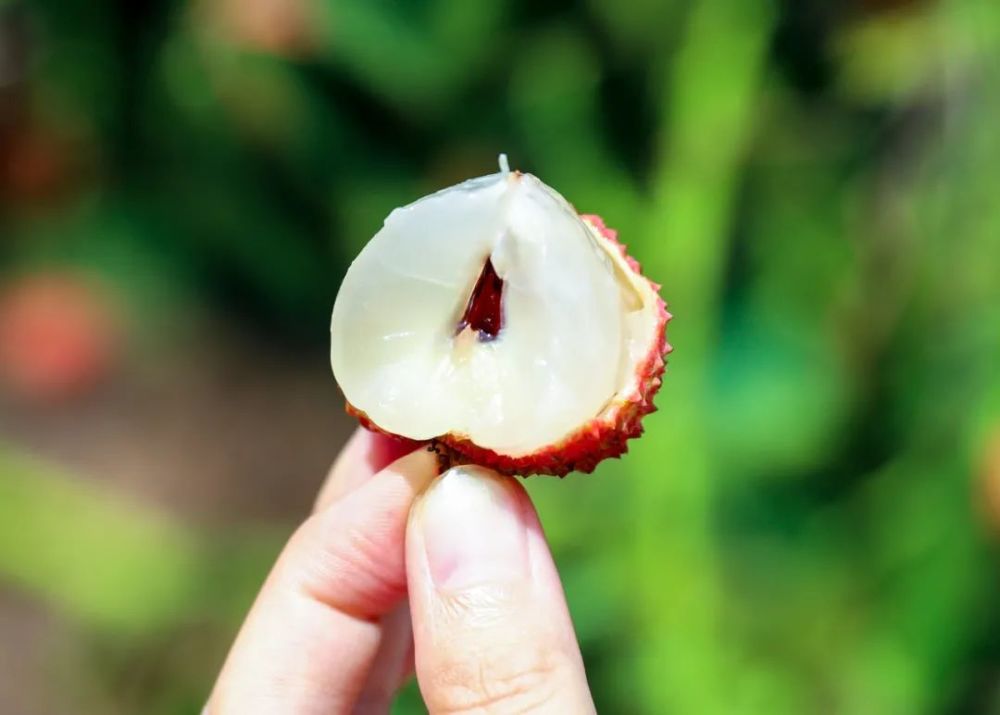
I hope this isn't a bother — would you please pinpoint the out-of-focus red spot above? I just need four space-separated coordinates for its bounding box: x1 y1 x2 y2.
204 0 318 58
0 125 75 205
0 273 120 402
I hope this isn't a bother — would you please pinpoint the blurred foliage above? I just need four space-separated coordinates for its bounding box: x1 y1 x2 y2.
2 0 1000 712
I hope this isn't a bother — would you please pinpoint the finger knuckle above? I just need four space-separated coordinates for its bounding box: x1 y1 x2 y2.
290 511 404 618
425 640 569 714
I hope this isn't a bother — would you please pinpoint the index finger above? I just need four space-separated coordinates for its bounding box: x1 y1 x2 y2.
208 446 439 714
315 428 422 510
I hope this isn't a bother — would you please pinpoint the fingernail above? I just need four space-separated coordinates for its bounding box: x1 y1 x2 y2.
417 465 529 590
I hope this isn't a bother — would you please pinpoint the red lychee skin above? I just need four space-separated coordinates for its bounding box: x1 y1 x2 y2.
344 214 671 477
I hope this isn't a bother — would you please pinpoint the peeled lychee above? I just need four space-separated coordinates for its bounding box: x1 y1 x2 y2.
330 157 670 476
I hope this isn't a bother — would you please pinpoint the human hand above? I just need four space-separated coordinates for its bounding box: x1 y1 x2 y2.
206 428 596 714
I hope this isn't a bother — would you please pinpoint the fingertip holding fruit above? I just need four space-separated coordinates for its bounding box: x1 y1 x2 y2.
331 157 670 477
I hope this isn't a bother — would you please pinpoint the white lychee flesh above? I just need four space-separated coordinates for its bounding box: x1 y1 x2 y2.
330 162 664 461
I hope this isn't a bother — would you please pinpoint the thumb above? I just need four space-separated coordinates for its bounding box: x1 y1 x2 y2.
406 465 596 714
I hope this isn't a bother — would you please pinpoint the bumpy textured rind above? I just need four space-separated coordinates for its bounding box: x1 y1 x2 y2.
344 213 671 477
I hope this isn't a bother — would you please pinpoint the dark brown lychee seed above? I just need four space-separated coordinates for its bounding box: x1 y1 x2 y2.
456 258 504 341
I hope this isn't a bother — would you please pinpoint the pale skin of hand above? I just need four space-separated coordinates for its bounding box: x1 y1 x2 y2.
206 428 597 714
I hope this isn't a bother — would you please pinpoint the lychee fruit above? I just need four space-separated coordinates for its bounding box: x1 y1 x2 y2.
330 156 670 476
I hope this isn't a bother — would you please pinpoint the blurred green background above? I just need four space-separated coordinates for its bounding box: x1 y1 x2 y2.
1 0 999 712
